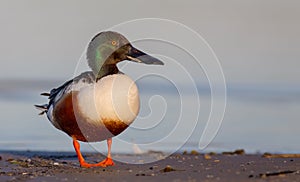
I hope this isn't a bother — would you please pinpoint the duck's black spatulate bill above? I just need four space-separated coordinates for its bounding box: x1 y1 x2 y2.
126 46 164 65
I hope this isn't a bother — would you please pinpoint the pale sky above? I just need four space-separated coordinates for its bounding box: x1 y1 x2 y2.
0 0 299 85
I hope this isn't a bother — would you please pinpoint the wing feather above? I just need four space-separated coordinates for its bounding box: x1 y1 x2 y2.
35 71 95 115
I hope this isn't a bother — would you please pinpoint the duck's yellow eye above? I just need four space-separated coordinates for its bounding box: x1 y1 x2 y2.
111 40 117 46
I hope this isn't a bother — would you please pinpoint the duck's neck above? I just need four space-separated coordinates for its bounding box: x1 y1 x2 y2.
96 64 119 81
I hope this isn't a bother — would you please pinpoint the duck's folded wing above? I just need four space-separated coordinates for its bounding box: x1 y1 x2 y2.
35 71 95 115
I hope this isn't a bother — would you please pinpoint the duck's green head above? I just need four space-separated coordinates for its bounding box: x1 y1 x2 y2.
87 31 163 80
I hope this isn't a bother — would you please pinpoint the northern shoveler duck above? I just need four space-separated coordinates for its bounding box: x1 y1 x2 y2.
35 31 163 168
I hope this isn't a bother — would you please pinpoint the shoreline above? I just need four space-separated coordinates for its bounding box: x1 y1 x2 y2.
0 150 299 182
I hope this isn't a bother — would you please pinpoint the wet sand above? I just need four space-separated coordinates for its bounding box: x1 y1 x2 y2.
0 150 299 182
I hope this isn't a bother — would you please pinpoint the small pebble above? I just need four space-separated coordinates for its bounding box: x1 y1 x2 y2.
161 165 176 172
53 162 59 166
7 158 14 162
206 174 214 178
235 149 245 155
149 165 158 170
246 161 254 165
136 173 146 176
190 150 199 155
260 174 267 178
209 152 217 155
204 154 212 160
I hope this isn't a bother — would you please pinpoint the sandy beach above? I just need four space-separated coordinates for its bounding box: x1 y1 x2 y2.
0 150 299 182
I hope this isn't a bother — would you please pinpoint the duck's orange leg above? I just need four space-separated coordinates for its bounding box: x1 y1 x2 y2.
93 138 114 167
72 137 114 168
72 137 106 168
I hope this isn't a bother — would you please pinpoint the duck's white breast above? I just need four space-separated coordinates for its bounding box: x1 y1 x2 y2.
76 74 140 126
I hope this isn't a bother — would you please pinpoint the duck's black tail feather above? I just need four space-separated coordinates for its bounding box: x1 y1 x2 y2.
34 104 48 115
41 92 50 97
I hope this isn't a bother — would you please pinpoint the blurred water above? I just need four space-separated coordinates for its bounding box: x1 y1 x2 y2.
0 80 299 154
